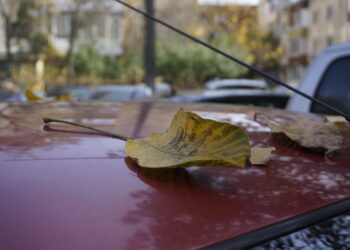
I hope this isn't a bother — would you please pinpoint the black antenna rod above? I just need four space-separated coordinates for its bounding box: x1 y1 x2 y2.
114 0 350 122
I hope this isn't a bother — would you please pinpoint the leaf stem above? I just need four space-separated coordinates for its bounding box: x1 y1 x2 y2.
43 117 131 141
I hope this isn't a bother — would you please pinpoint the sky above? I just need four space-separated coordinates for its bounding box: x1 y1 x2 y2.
198 0 259 5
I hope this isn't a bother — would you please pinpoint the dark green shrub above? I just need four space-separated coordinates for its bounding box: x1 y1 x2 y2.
102 52 144 84
72 38 249 88
156 40 248 88
73 45 105 76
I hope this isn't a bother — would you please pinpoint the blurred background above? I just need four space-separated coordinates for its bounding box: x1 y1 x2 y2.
2 0 348 102
0 0 349 102
0 1 349 248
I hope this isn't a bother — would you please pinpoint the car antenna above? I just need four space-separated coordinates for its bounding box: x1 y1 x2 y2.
114 0 350 123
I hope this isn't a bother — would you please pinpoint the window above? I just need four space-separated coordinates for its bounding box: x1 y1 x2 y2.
268 2 275 12
54 12 71 38
300 8 308 27
326 37 333 46
313 11 318 23
293 11 300 26
311 57 350 114
290 38 299 54
326 6 333 20
97 18 105 38
300 36 308 54
289 66 298 81
111 15 120 40
313 39 318 53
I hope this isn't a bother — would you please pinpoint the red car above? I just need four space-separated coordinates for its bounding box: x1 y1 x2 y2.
0 101 349 249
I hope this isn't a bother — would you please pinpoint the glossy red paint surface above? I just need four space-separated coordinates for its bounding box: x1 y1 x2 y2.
0 101 349 250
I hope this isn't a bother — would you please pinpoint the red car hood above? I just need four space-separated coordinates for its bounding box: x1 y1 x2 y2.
0 101 349 250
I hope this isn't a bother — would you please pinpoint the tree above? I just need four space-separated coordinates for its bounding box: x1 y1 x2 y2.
0 0 49 63
63 0 114 83
197 4 283 78
64 0 89 83
144 0 156 91
0 0 19 65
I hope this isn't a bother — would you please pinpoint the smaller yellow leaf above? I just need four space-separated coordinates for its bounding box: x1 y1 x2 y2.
250 146 275 165
323 116 347 124
56 93 71 101
26 90 71 101
25 89 44 101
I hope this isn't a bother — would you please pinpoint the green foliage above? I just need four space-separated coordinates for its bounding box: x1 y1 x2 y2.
73 45 105 76
71 40 248 88
197 4 282 75
73 45 144 84
102 52 144 84
156 40 248 88
12 0 37 40
28 32 59 58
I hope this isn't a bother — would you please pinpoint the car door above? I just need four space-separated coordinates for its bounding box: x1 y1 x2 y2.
287 42 350 114
310 56 350 114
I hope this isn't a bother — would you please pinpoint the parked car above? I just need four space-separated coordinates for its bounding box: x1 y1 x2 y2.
89 84 152 101
0 100 349 250
0 87 26 102
163 42 350 115
163 78 290 108
47 83 173 101
287 41 350 115
0 43 349 250
0 79 26 102
205 78 267 90
47 86 93 101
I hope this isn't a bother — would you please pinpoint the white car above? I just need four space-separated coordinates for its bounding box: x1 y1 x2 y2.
287 42 350 115
205 79 267 90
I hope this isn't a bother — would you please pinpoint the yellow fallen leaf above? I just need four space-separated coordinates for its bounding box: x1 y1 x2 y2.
125 108 251 168
255 113 343 155
44 109 271 168
25 89 44 101
26 89 71 101
250 146 276 165
56 93 71 101
323 116 347 124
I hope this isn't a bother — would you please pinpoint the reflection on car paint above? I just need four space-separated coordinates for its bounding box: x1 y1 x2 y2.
194 111 270 132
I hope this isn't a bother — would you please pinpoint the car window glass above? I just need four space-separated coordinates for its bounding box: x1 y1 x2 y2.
311 57 350 114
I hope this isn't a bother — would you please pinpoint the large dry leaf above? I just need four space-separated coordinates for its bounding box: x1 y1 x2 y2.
125 108 251 168
255 113 343 155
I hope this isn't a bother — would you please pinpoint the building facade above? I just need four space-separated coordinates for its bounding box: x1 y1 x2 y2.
0 6 5 60
48 0 125 56
259 0 350 84
308 0 350 57
0 0 125 60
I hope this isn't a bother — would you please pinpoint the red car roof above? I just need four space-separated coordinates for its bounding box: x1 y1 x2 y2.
0 101 349 249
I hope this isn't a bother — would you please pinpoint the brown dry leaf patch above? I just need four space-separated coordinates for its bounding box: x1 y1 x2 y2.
255 113 343 155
